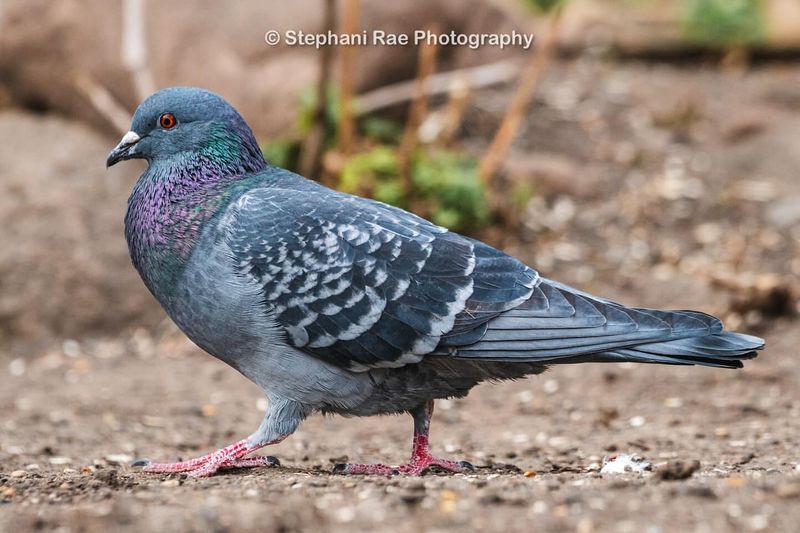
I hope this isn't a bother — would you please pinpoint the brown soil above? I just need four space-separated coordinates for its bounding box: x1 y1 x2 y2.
1 58 799 532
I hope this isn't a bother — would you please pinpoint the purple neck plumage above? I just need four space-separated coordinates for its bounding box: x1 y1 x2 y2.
125 131 267 296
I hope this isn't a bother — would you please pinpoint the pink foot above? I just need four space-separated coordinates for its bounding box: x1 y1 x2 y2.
335 456 474 476
333 423 475 476
132 439 280 478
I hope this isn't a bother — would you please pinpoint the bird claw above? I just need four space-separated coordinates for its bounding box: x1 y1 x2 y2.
131 459 151 468
220 455 281 469
333 457 473 476
458 460 475 472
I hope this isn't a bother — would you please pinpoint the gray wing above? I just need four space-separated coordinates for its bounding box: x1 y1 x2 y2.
221 182 761 372
221 186 537 370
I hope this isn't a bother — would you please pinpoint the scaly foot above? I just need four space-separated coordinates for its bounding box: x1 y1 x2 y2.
333 456 474 476
333 401 474 476
132 439 279 477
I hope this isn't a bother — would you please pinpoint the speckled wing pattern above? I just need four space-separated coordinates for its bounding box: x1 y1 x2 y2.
222 187 537 370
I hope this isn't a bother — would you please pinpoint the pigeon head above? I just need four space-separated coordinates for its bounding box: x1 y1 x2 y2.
107 87 266 173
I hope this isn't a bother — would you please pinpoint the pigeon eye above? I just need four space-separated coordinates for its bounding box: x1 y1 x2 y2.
159 113 177 129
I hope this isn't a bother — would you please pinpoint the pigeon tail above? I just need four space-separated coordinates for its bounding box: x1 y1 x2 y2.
446 279 764 369
556 330 762 369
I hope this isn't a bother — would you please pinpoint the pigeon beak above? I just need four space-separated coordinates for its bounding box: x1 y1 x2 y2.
106 131 141 168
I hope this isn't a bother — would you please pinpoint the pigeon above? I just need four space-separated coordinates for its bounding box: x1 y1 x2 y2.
107 87 764 477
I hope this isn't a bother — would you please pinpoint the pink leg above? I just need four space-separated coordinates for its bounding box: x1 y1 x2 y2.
334 401 474 476
133 437 282 478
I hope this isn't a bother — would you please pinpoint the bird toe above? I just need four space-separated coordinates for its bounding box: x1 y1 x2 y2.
458 460 475 472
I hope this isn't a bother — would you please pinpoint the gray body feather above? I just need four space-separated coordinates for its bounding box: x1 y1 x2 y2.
161 169 761 437
113 88 762 449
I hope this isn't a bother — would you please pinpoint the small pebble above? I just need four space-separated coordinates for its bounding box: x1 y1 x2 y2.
532 500 548 514
657 459 700 480
8 358 26 377
748 515 769 531
775 482 800 499
726 476 746 488
601 453 651 474
63 340 81 357
398 489 425 504
685 486 717 499
552 504 569 518
439 490 458 513
141 416 165 427
664 397 683 408
333 506 355 523
10 470 27 478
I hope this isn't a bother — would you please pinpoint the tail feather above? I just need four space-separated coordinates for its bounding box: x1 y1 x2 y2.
598 331 761 369
444 279 764 368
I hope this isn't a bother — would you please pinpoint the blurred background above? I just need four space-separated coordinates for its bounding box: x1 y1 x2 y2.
1 1 799 531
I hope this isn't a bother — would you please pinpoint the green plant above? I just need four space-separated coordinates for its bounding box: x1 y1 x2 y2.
361 116 404 144
297 84 341 141
510 181 536 211
338 146 490 232
262 137 300 169
413 149 490 230
339 146 403 204
683 0 764 47
522 0 565 13
267 81 499 233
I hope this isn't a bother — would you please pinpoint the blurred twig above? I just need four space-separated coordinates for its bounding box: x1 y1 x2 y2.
354 59 521 116
122 0 155 101
337 0 360 154
74 73 132 135
299 0 336 178
397 27 440 193
479 6 563 185
437 77 471 146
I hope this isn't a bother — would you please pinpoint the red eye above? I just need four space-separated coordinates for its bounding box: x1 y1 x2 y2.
159 113 177 129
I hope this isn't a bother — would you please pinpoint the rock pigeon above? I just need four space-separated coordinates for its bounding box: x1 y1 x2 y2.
107 87 764 478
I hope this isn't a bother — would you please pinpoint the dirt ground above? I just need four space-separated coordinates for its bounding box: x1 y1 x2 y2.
1 57 799 532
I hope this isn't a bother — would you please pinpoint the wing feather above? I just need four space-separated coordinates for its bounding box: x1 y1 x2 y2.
222 185 538 370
